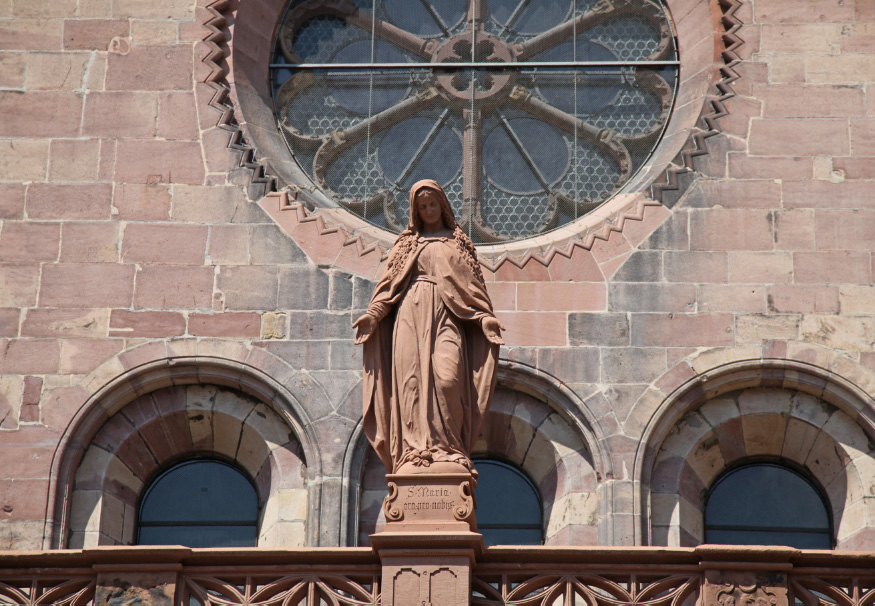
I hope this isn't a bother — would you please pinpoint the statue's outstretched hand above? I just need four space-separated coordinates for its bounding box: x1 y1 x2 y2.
353 314 377 344
482 316 505 345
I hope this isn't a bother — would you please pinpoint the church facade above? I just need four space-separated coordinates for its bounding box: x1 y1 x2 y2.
1 0 875 603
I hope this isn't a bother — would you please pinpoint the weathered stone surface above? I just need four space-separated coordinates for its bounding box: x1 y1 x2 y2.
40 263 135 308
121 223 206 265
0 222 59 263
188 313 260 337
49 139 100 182
26 183 112 220
115 140 205 185
0 91 82 137
105 45 193 91
83 91 157 138
133 266 214 310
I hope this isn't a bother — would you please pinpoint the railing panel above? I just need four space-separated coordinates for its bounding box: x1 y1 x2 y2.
0 570 95 606
472 568 701 605
180 571 381 606
790 570 875 606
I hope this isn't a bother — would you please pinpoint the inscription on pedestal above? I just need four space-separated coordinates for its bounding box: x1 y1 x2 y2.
402 486 456 515
383 473 476 530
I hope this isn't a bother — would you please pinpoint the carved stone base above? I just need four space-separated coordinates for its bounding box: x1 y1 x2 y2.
381 472 478 533
370 532 483 606
703 569 788 606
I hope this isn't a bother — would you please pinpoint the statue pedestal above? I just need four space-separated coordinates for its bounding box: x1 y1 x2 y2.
381 472 478 533
371 473 483 606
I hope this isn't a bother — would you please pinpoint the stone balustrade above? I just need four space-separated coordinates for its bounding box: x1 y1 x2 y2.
2 544 874 605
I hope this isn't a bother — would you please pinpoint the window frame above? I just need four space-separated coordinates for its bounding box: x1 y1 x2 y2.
136 458 261 548
473 457 544 546
703 459 834 550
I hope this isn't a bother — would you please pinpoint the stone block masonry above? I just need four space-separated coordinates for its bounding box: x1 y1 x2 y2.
0 0 874 553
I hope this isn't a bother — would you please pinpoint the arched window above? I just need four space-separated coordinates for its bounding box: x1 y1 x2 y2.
474 459 542 546
137 460 259 548
704 463 832 549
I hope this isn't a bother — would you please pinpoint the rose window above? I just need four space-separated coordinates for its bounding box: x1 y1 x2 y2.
270 0 678 244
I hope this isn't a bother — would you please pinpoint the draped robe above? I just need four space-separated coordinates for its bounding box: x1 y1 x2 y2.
361 235 499 473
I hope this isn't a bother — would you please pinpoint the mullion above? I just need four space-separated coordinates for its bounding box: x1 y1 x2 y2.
269 61 679 69
706 524 832 535
139 521 257 527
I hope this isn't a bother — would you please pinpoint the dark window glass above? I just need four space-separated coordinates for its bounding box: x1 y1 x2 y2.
474 459 542 546
704 463 832 549
270 0 678 244
137 460 258 548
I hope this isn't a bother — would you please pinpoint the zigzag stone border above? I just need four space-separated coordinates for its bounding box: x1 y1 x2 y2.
197 0 746 276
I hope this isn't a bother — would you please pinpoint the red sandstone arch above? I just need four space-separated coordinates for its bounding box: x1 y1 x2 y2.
68 384 307 548
43 341 326 548
634 342 875 550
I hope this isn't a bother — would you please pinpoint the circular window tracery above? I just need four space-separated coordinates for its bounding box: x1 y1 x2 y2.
271 0 678 245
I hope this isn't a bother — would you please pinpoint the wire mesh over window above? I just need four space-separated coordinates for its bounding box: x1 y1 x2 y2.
473 459 542 546
271 0 678 245
705 463 833 550
137 460 259 548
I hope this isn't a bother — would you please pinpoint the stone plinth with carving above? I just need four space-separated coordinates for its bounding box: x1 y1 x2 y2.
382 473 477 533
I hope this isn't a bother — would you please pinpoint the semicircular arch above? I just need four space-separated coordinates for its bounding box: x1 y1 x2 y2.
44 341 329 549
634 345 875 550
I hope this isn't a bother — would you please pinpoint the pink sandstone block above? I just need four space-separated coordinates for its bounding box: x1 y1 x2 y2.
188 313 261 337
498 312 567 346
48 139 100 182
26 183 112 220
632 313 734 347
60 222 119 263
115 140 205 185
749 118 849 156
21 308 107 338
83 91 158 138
109 310 186 338
0 222 59 263
0 339 60 374
121 223 207 265
517 282 606 311
157 92 199 140
40 263 135 308
59 339 124 375
105 45 193 91
0 184 25 219
547 246 603 282
794 251 871 283
113 184 171 221
63 19 129 50
0 91 82 137
0 266 39 307
133 265 214 310
493 258 551 282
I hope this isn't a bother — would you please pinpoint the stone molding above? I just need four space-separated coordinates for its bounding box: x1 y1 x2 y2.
196 0 747 277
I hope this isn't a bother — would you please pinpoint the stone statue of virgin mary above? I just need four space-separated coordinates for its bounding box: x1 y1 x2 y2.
354 179 503 475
